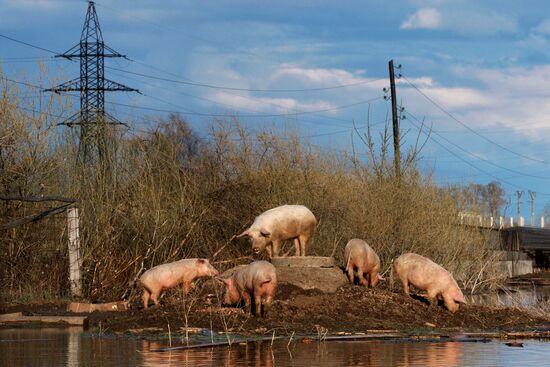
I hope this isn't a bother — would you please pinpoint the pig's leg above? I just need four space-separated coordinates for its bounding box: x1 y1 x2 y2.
299 234 309 256
263 296 273 318
271 240 281 257
346 266 355 284
242 291 252 314
400 278 410 296
150 289 161 307
426 289 438 308
142 289 151 309
357 271 368 287
254 295 262 317
183 281 191 295
293 238 301 256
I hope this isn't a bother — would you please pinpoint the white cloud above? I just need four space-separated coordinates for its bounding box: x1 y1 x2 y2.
400 8 442 30
400 7 517 36
403 66 550 140
210 91 336 115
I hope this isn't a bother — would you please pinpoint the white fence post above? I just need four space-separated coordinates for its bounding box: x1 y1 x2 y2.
519 216 525 226
542 217 545 228
67 207 82 297
510 217 514 227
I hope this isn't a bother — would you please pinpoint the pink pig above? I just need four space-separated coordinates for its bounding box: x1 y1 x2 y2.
237 205 316 257
344 238 383 288
392 253 465 313
218 260 277 317
139 258 219 309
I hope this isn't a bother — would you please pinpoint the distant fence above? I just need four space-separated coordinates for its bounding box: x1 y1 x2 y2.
459 211 546 229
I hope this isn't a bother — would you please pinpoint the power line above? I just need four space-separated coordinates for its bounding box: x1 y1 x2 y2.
108 68 381 127
106 65 384 93
107 96 383 118
404 111 550 181
404 111 550 195
0 34 58 55
402 75 548 165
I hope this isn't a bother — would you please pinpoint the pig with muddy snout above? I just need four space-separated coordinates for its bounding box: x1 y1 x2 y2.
139 258 219 309
392 253 465 313
218 260 277 317
344 239 384 288
237 205 316 257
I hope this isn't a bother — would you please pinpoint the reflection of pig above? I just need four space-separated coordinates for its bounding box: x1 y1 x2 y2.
392 253 465 313
139 258 219 309
344 239 383 287
219 261 277 317
237 205 316 257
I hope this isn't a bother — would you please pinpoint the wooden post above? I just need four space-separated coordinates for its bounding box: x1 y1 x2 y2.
388 59 401 180
67 207 82 297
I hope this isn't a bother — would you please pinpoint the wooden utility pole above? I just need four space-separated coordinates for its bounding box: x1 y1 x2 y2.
388 59 401 180
529 190 535 226
516 190 523 227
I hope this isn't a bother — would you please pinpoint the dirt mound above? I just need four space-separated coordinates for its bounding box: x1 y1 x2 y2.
3 283 548 336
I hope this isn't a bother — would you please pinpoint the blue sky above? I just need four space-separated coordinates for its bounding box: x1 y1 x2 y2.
1 0 550 220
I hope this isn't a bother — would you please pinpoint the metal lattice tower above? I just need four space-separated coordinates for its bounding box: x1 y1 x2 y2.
46 1 138 162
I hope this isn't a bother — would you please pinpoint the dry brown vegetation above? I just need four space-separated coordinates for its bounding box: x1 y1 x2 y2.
0 74 501 305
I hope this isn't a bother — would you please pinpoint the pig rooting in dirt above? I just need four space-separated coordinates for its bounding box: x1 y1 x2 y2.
237 205 316 257
344 239 383 288
139 258 219 309
218 260 277 318
392 253 465 313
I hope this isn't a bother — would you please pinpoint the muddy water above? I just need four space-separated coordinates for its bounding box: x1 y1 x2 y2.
1 329 549 367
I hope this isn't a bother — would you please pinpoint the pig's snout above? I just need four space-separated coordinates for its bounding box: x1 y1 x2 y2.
211 268 220 277
253 247 261 254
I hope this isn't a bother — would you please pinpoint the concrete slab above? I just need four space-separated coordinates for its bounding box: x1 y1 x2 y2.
275 266 348 293
67 301 129 313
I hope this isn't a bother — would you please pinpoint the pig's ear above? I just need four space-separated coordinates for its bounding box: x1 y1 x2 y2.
377 274 385 281
237 229 250 238
260 228 271 237
197 259 206 265
453 290 465 303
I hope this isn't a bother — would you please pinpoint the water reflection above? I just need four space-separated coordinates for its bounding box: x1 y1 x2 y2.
1 329 549 366
466 285 550 307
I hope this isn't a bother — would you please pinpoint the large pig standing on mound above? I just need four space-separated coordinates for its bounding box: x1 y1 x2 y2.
219 260 277 318
392 253 465 313
344 239 383 288
139 258 219 309
237 205 316 257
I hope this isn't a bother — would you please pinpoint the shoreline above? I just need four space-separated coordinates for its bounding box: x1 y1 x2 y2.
2 283 549 340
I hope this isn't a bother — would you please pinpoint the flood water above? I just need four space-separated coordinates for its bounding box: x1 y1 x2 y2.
466 284 550 307
1 328 549 367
